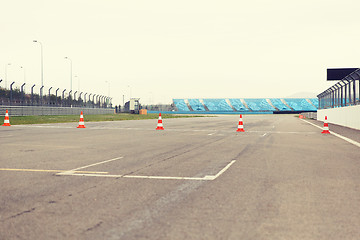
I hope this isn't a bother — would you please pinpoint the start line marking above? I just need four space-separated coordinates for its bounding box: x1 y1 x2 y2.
57 159 237 181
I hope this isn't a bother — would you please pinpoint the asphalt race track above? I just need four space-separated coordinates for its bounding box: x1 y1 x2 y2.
1 114 360 239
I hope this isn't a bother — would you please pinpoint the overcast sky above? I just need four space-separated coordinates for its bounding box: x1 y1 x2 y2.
1 0 359 105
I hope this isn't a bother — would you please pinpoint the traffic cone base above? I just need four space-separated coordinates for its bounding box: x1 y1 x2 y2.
2 110 11 126
77 111 86 128
321 125 330 134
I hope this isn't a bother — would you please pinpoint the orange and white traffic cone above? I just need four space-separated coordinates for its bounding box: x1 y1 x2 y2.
2 109 11 126
236 114 245 132
77 111 86 128
321 116 330 134
299 114 303 119
156 113 164 130
3 109 11 127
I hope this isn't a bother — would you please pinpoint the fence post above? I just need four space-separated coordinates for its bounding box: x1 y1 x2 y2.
10 82 15 105
84 93 87 107
40 86 44 106
48 87 52 106
21 83 26 105
31 84 35 106
79 92 83 107
62 89 66 106
89 93 92 108
69 90 72 107
55 88 59 106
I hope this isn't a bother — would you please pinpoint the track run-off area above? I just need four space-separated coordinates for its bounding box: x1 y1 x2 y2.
1 114 360 239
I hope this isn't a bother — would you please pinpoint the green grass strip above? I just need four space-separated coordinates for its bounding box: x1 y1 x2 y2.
8 113 204 125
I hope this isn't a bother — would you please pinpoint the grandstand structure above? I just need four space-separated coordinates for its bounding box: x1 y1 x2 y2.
173 98 318 114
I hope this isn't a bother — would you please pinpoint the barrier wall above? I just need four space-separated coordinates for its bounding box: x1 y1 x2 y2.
317 105 360 130
148 111 273 115
301 112 317 119
0 106 114 116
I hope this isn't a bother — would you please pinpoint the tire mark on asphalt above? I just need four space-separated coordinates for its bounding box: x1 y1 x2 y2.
123 136 231 176
105 179 205 239
2 208 36 221
85 221 103 233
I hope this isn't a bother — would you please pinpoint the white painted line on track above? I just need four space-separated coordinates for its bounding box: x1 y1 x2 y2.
302 119 360 148
210 160 236 180
13 125 316 135
14 125 73 129
0 168 108 174
62 173 124 178
59 160 237 181
247 130 316 134
123 175 207 181
57 156 124 175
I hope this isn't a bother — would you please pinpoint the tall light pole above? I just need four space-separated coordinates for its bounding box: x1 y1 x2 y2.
4 63 11 88
64 57 72 92
33 40 43 98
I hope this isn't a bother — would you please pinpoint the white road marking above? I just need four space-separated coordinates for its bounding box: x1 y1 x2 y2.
14 125 73 129
0 168 108 174
13 125 316 135
302 119 360 148
208 160 236 180
57 157 124 175
124 175 207 181
247 130 316 134
59 160 237 181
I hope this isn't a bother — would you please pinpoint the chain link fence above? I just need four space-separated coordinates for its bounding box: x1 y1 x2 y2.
0 105 114 116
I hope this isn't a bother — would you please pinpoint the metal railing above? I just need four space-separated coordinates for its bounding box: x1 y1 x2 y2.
0 81 112 109
317 70 360 109
0 105 114 116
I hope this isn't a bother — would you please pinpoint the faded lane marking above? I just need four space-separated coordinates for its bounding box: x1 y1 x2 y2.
58 160 237 181
57 156 124 175
302 119 360 148
0 168 108 174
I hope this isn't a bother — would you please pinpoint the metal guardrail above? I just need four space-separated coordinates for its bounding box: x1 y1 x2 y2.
0 106 114 116
301 112 317 119
318 69 360 109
